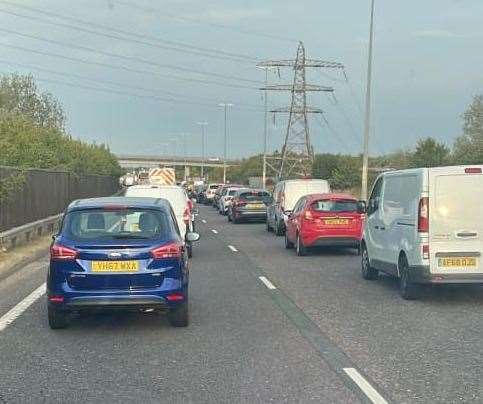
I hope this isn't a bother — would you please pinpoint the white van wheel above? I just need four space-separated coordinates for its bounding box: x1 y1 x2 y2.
399 255 420 300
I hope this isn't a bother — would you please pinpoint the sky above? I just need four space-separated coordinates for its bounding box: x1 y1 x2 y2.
0 0 482 159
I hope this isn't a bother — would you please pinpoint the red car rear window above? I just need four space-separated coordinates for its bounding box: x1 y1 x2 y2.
311 200 358 212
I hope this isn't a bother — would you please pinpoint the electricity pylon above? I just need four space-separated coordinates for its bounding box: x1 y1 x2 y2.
258 42 343 179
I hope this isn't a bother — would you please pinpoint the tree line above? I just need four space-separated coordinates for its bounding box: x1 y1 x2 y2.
0 73 122 177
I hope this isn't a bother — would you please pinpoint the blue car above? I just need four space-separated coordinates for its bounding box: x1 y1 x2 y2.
47 197 199 329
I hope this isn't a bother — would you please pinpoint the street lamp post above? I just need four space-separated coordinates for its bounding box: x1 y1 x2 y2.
218 103 233 184
197 122 208 180
256 66 276 189
262 69 268 189
181 132 189 182
361 0 375 201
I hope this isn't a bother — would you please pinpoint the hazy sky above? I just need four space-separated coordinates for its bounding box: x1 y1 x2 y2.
0 0 482 159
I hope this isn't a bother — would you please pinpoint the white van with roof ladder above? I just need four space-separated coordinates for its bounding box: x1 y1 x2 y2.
361 165 483 299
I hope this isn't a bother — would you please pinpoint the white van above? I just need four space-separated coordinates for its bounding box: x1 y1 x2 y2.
267 179 330 235
124 184 195 257
361 165 483 299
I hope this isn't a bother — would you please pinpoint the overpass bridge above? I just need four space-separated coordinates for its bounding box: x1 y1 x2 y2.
116 154 238 170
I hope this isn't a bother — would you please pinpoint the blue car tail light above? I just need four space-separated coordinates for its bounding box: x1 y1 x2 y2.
150 242 183 259
50 243 78 260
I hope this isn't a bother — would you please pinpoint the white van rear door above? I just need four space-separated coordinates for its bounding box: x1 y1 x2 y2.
429 166 483 274
284 180 330 211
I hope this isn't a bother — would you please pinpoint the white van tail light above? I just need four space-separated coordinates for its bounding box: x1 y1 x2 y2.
422 244 430 260
418 197 429 233
465 167 482 174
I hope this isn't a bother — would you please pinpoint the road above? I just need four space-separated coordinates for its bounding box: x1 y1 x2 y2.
1 205 482 403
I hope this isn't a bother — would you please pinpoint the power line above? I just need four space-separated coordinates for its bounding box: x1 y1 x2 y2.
0 0 258 61
0 42 257 90
326 93 362 146
33 76 264 112
0 27 261 85
0 59 262 110
0 5 258 64
342 69 364 117
314 114 352 152
114 0 297 43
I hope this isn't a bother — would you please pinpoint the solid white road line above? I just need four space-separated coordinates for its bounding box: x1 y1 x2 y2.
211 229 218 234
201 219 207 224
343 368 388 404
258 276 277 290
228 245 238 252
0 283 46 332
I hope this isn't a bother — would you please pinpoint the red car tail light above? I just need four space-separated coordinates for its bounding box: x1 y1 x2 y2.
418 197 429 233
304 210 314 221
183 206 191 224
50 243 78 260
151 242 182 259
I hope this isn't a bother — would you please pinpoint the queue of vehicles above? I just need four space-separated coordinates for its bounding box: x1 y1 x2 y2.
47 164 482 329
198 164 483 301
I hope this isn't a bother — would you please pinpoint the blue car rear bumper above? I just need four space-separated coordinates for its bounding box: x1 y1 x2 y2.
48 279 187 310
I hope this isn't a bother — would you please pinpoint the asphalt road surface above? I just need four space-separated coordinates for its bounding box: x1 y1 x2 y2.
1 205 482 403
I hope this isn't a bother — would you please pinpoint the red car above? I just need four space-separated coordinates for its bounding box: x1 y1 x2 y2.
285 193 365 256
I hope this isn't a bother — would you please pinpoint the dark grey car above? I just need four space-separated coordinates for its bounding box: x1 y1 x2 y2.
228 188 272 223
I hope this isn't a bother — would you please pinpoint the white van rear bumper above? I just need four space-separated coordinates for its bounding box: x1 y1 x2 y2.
410 265 483 284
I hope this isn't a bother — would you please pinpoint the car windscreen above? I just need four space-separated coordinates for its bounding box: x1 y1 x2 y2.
228 190 237 196
311 199 358 212
209 185 219 189
62 208 171 241
239 191 271 202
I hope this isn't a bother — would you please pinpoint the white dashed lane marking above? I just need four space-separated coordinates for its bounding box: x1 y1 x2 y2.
211 229 218 234
258 276 277 290
201 219 207 224
0 283 46 332
343 368 388 404
228 245 238 252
